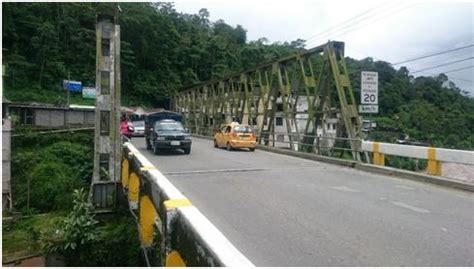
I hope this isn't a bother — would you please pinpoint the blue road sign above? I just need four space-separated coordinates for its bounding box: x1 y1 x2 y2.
63 80 82 93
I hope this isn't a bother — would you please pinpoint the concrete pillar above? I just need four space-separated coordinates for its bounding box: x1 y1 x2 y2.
90 7 121 210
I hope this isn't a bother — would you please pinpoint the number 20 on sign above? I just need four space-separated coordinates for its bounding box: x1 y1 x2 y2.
361 71 378 105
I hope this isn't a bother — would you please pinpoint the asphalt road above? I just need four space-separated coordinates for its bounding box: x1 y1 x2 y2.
132 137 474 266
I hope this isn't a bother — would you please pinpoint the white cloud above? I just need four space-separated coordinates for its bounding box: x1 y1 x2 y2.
174 0 473 94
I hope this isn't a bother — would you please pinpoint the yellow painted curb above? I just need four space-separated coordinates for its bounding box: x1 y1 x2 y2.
121 159 130 188
166 250 186 267
128 173 140 203
139 195 158 247
140 166 157 171
164 199 192 211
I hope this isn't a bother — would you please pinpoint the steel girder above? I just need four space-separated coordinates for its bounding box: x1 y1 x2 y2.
173 41 362 159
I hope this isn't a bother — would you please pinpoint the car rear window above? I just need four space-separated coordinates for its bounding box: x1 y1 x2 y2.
133 121 144 127
233 126 253 133
155 121 184 131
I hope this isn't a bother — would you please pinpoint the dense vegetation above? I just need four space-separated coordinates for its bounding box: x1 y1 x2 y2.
6 131 142 266
3 195 142 266
39 189 143 266
2 2 302 107
3 2 473 149
11 131 94 214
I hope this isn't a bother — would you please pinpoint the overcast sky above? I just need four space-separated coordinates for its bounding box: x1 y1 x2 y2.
174 0 473 95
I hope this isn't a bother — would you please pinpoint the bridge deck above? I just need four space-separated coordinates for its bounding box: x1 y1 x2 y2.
132 137 473 266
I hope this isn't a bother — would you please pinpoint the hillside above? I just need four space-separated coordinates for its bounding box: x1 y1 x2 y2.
2 2 473 149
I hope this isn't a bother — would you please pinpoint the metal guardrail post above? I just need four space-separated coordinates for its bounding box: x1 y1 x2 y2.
427 147 442 176
372 142 385 166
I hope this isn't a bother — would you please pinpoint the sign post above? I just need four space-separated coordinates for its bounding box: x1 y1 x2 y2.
359 71 378 113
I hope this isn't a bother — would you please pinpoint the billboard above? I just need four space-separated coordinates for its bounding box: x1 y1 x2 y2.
82 87 97 99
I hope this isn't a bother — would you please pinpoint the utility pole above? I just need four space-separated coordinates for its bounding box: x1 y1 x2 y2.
67 70 70 106
90 4 121 211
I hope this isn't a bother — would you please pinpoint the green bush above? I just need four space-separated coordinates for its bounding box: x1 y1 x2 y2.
385 156 427 172
63 215 144 266
11 133 93 213
40 191 143 266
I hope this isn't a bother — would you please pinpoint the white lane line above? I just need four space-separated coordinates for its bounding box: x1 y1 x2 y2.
395 185 416 190
163 166 319 175
164 168 266 175
331 186 360 192
390 201 430 214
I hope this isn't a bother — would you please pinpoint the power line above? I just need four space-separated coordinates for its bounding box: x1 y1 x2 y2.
411 57 474 74
347 46 473 82
306 3 417 48
437 65 474 74
416 70 473 83
419 70 473 82
304 3 390 43
409 50 474 69
392 44 474 65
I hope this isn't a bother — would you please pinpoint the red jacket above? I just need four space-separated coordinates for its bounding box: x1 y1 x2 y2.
120 121 133 136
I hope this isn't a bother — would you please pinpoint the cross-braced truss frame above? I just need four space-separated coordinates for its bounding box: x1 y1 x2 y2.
173 41 362 160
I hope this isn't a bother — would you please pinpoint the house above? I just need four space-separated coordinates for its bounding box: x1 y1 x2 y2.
9 102 95 128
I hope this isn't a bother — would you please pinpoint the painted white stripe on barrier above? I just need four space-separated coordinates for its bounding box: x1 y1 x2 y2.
123 143 255 267
362 141 474 165
436 148 474 165
380 143 427 159
180 206 255 266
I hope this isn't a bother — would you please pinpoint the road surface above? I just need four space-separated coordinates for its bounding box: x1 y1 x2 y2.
132 137 474 266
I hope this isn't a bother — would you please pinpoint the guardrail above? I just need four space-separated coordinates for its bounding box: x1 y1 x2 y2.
185 124 474 178
121 141 254 267
362 141 474 176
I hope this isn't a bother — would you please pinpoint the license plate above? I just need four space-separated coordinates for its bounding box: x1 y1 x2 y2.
170 141 180 146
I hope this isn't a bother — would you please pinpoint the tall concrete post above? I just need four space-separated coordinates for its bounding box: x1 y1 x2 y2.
90 7 121 210
2 95 12 211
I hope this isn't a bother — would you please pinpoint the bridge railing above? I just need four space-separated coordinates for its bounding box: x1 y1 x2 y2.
187 125 358 154
186 124 474 178
121 141 254 267
361 141 474 176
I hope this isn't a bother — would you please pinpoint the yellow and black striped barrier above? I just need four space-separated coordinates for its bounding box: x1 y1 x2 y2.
121 142 254 267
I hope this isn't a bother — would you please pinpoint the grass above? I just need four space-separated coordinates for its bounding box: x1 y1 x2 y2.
2 213 66 261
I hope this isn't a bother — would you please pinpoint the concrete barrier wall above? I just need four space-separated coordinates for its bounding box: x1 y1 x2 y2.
362 141 474 165
362 141 474 176
122 142 254 267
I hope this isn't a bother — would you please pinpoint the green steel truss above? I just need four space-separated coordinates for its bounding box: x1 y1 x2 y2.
173 41 362 160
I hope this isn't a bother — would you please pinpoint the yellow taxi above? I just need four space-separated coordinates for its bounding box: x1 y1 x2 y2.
214 122 257 151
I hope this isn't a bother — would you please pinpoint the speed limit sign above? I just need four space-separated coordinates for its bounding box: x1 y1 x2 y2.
361 71 378 105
